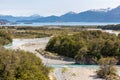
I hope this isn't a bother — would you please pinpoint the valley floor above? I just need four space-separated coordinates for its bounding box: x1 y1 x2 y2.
6 37 103 80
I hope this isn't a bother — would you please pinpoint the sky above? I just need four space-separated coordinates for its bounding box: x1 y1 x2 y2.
0 0 120 16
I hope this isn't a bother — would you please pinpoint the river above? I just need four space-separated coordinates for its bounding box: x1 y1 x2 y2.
4 33 120 80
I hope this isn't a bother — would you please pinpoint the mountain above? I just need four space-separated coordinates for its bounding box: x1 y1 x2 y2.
0 19 9 25
0 19 8 22
106 6 120 22
0 14 42 22
0 5 120 22
17 15 59 22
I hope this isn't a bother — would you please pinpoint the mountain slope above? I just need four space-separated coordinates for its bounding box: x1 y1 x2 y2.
0 5 120 22
19 5 120 22
0 15 42 22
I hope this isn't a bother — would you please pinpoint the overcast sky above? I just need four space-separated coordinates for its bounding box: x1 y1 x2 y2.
0 0 120 16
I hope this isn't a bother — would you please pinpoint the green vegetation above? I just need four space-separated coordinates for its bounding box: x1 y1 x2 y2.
97 57 120 80
0 25 120 79
48 67 54 73
13 30 51 38
98 24 120 30
0 30 12 45
46 30 120 64
0 48 50 80
0 26 81 39
0 28 50 80
61 67 68 73
71 73 76 76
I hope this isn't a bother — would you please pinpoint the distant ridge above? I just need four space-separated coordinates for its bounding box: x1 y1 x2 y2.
0 5 120 22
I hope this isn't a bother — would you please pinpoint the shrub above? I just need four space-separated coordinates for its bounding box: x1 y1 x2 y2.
0 30 12 45
61 67 68 73
97 57 119 80
46 30 120 64
0 48 50 80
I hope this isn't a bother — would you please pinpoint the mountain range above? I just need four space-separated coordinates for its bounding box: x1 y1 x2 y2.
0 5 120 22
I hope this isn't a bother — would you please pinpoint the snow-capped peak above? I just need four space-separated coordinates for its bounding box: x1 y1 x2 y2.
90 8 111 12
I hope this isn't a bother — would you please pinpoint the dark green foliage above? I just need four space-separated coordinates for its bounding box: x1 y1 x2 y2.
46 30 120 64
46 35 79 58
0 48 50 80
98 24 120 30
0 30 12 45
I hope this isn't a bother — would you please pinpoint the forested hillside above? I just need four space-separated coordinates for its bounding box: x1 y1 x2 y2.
46 30 120 64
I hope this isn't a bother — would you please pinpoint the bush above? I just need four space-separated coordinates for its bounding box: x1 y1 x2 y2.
61 67 68 73
0 48 50 80
97 57 119 80
0 30 12 45
46 30 120 64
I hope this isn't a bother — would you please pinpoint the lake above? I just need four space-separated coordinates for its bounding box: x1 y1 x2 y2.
1 22 120 26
